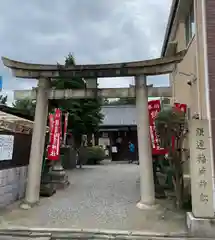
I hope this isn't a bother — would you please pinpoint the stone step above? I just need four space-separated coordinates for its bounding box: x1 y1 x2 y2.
0 228 208 240
0 236 50 240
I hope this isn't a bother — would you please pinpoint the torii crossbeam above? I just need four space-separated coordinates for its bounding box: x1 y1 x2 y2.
2 50 185 78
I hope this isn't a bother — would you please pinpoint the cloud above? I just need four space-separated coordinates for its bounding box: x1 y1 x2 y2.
0 0 172 104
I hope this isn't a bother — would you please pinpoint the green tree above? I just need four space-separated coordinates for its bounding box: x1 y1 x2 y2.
51 53 103 146
155 106 188 209
12 53 103 146
13 98 36 116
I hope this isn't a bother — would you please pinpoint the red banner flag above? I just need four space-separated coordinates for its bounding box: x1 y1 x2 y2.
174 103 187 113
47 108 62 160
148 100 167 155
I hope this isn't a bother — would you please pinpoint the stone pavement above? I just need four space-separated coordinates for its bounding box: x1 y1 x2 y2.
0 162 187 234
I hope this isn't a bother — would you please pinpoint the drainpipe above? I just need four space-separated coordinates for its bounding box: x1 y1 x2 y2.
194 0 202 119
201 0 215 199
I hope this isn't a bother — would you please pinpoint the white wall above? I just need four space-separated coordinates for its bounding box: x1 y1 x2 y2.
0 166 28 208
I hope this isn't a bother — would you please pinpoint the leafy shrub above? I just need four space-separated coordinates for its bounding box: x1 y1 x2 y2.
155 106 188 209
86 146 105 165
155 106 186 149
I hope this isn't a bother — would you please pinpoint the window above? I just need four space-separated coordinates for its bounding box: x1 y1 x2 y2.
185 3 195 46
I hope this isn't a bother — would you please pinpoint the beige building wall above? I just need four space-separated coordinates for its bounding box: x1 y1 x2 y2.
169 19 197 175
170 24 197 118
169 0 207 119
163 0 215 219
167 0 210 175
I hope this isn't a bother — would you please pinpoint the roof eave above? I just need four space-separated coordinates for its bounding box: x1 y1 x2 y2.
161 0 180 57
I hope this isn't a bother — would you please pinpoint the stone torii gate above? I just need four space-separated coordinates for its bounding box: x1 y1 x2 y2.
1 50 186 210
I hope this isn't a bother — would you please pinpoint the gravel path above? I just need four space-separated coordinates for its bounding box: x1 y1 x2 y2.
0 162 186 233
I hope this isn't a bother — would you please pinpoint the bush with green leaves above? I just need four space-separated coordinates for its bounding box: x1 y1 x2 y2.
86 146 105 165
155 106 188 209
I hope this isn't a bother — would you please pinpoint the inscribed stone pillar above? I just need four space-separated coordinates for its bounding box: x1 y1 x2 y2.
189 119 214 217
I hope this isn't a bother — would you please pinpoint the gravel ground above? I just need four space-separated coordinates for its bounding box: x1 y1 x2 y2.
0 162 186 233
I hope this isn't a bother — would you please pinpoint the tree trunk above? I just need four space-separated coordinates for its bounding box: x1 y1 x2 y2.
87 133 92 146
173 140 184 209
74 134 82 149
174 168 184 209
94 132 99 145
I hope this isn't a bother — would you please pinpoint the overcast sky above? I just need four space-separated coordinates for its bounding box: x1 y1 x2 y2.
0 0 172 104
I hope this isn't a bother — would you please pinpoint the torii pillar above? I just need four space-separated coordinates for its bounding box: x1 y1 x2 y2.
135 75 155 208
21 78 50 209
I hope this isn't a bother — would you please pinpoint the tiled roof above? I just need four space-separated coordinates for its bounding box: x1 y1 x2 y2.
0 104 34 121
0 111 33 127
100 105 136 126
0 109 49 133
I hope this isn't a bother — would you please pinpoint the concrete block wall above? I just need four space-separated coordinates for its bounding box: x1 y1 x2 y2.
0 166 28 208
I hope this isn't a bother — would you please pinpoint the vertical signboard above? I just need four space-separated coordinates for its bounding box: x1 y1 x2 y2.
148 100 160 154
63 112 69 145
0 135 14 160
189 119 214 217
